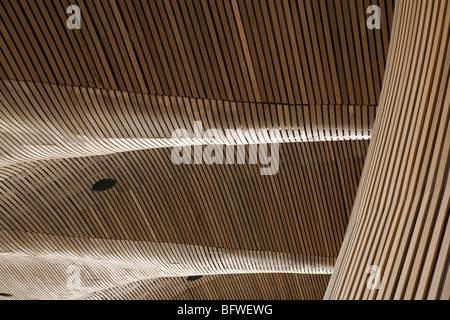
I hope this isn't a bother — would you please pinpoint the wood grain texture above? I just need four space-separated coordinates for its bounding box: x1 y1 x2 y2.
325 0 449 300
0 0 395 299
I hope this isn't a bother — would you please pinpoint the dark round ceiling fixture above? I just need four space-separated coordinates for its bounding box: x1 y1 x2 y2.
91 178 117 191
0 293 12 297
187 275 203 281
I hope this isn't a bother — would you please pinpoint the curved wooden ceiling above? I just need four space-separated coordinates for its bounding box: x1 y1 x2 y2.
0 0 395 299
86 273 332 300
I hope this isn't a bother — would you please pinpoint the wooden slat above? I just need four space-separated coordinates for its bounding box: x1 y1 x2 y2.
325 0 449 300
0 0 397 300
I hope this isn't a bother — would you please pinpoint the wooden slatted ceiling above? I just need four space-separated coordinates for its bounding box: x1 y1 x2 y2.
0 139 363 300
0 140 367 256
0 0 393 105
0 228 334 300
87 273 331 300
0 0 395 299
0 78 375 177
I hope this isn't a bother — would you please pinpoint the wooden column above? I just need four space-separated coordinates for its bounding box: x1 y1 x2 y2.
325 0 449 300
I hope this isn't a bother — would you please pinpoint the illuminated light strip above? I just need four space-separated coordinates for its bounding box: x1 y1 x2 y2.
0 128 370 175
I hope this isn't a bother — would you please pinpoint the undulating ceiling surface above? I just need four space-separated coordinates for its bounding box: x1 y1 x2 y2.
0 0 394 299
87 274 332 300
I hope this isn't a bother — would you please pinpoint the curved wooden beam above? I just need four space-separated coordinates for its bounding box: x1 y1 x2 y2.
325 0 449 299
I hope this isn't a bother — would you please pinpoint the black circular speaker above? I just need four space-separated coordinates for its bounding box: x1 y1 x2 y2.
91 178 117 191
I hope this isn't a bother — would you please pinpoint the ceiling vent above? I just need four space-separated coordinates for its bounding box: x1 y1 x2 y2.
0 293 12 297
92 178 117 191
187 275 203 281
